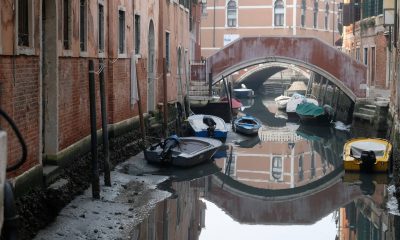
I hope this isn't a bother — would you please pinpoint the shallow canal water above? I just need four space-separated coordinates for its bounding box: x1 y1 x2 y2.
130 95 400 240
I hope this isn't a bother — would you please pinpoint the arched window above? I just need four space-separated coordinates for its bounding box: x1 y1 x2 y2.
301 0 306 27
325 1 329 30
274 0 284 27
227 0 237 27
313 0 318 28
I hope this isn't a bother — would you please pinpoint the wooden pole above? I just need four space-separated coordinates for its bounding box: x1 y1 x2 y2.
163 58 168 137
99 59 111 186
134 60 146 141
88 60 100 199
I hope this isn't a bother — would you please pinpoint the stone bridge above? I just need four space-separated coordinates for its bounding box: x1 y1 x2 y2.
206 36 367 101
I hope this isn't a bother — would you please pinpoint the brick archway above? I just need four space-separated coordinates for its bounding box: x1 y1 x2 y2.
206 37 367 100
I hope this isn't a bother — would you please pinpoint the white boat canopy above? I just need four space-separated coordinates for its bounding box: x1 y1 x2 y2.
350 141 386 158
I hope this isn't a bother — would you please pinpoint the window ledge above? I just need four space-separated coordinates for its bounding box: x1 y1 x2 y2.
80 51 88 58
17 46 35 55
135 54 142 59
118 53 127 58
62 50 73 57
98 52 106 58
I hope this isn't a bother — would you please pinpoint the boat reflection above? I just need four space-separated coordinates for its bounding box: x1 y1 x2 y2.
336 173 397 240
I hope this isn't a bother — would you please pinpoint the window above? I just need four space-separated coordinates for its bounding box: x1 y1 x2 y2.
324 2 329 30
201 1 207 16
227 0 237 27
98 4 104 52
271 156 283 181
301 0 306 27
18 0 30 47
363 47 368 65
63 0 71 50
313 0 318 29
118 10 125 54
274 0 284 27
166 32 170 72
362 0 383 18
356 47 360 61
134 15 140 54
80 0 87 52
371 47 375 85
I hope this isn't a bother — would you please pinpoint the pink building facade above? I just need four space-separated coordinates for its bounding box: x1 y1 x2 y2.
200 0 340 58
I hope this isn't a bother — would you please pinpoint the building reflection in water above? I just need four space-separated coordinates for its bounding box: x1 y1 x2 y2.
214 125 344 190
129 124 399 240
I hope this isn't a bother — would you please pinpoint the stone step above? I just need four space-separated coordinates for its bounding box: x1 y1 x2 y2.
190 81 208 86
189 85 209 91
358 107 376 115
148 116 158 126
363 104 377 110
43 165 62 186
189 90 210 96
353 112 374 123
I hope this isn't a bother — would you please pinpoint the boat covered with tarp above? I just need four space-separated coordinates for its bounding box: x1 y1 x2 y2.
296 102 333 126
343 138 392 173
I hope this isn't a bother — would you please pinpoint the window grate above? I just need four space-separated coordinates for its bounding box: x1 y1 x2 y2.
18 0 29 46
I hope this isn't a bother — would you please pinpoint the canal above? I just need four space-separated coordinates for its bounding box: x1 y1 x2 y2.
126 94 400 240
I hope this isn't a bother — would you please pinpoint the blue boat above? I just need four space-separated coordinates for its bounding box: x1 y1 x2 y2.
187 114 228 141
233 115 262 135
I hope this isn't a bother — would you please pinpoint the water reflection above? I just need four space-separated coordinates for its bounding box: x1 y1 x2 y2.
130 94 399 239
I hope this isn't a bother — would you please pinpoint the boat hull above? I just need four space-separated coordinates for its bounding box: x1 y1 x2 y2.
234 88 254 98
144 137 222 167
234 116 262 136
343 138 392 173
298 113 332 126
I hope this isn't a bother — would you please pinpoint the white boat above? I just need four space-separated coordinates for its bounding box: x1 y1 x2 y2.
274 95 291 110
187 114 228 141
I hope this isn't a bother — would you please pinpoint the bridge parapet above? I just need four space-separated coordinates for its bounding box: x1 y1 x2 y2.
205 36 367 100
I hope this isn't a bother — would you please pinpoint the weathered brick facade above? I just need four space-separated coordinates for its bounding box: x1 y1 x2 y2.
0 0 199 182
0 56 40 177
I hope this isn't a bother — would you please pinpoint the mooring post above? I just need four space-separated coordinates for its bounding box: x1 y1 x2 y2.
162 58 168 137
88 60 100 199
99 59 111 186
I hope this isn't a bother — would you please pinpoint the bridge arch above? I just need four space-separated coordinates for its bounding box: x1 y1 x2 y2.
206 37 367 101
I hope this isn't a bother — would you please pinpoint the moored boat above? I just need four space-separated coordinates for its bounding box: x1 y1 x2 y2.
144 135 222 167
285 93 318 119
233 115 262 135
343 138 392 173
295 102 334 126
274 95 291 110
187 114 228 141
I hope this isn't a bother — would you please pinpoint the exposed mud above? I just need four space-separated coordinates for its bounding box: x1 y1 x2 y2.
12 130 153 240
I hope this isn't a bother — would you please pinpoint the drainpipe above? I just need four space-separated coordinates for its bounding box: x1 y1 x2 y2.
332 0 335 46
395 0 398 48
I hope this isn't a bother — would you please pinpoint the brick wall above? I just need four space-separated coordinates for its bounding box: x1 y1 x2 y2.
374 34 387 88
0 56 40 177
58 58 103 150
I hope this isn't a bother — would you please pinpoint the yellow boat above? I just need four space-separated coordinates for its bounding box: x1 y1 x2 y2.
343 138 392 173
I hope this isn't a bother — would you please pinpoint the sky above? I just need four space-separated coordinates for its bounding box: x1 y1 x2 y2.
199 199 338 240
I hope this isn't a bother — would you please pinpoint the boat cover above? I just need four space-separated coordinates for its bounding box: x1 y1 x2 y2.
188 114 227 132
351 141 386 158
296 102 324 117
